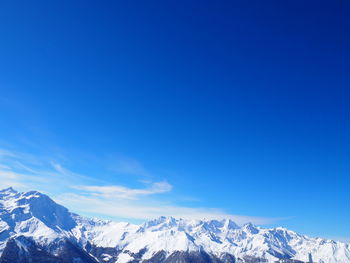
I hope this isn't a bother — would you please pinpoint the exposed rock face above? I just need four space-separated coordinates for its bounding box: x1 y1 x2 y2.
0 236 64 263
0 235 98 263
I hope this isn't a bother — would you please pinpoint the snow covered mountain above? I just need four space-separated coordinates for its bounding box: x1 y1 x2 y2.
0 187 349 263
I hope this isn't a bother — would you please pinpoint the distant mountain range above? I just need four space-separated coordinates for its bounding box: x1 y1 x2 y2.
0 187 348 263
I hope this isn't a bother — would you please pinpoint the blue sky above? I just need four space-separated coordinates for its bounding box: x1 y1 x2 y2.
0 0 350 241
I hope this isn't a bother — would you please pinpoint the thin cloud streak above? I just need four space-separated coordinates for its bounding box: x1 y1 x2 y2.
75 181 172 200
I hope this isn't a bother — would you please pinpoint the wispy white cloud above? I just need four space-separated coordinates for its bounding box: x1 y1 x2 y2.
0 148 281 226
0 161 49 189
0 149 16 158
51 162 68 175
0 164 11 170
0 169 25 188
75 181 172 200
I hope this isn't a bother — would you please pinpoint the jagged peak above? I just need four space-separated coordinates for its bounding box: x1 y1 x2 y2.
140 216 240 234
206 218 239 229
242 222 260 234
0 186 18 195
0 188 48 200
142 216 178 229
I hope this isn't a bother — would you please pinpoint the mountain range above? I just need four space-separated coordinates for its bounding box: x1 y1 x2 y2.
0 187 349 263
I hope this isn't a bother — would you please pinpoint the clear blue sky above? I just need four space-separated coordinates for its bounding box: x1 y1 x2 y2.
0 1 349 241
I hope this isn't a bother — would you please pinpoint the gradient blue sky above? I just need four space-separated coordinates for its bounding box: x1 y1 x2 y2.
0 1 350 241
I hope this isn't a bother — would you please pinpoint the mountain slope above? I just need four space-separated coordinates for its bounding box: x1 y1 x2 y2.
0 188 349 263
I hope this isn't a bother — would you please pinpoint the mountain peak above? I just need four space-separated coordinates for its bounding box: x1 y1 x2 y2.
0 187 18 196
206 218 239 229
242 222 260 234
0 187 78 233
0 186 17 192
141 216 178 230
